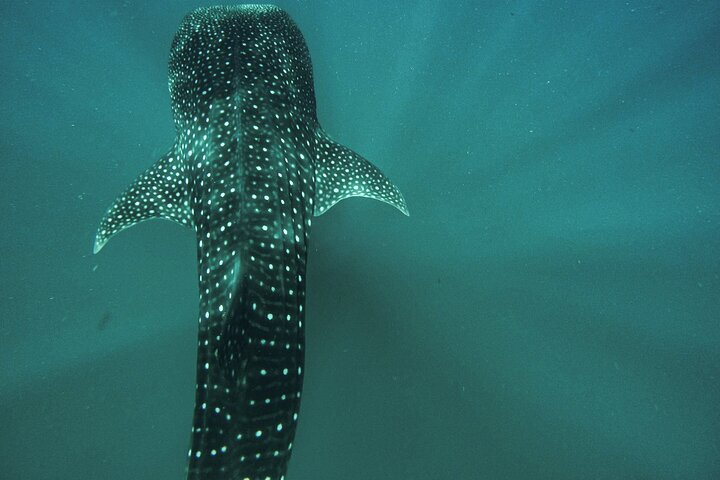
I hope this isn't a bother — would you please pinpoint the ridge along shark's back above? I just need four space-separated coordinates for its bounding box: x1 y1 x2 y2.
94 5 408 479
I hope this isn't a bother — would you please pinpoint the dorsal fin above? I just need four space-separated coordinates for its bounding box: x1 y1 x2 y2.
94 149 193 253
313 131 409 217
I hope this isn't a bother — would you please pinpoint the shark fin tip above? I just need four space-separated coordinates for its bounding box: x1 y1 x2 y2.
93 238 105 254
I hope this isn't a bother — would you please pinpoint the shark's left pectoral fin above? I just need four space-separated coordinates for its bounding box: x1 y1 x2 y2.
314 132 409 217
93 149 193 253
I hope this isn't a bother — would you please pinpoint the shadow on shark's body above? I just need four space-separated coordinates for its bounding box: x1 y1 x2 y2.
94 5 407 479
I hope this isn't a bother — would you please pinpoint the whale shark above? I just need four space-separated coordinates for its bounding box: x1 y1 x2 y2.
94 5 407 479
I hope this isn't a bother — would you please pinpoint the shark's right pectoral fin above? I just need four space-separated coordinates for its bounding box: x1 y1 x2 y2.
93 149 193 253
314 132 409 217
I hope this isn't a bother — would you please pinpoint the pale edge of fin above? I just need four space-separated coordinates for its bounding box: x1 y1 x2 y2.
314 132 409 217
93 149 193 254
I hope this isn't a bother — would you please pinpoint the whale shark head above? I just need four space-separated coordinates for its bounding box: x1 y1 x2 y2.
94 5 407 479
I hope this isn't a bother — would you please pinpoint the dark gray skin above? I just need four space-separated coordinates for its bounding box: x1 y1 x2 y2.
95 5 407 479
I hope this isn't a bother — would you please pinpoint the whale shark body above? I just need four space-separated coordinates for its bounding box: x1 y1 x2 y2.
94 5 407 479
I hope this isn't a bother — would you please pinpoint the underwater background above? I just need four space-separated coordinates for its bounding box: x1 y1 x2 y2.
1 0 718 478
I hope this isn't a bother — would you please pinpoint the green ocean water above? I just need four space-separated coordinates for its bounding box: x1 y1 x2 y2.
1 0 718 479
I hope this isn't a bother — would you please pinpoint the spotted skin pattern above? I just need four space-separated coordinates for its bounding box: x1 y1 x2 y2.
94 5 407 480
